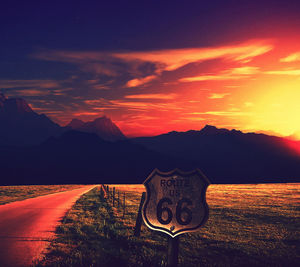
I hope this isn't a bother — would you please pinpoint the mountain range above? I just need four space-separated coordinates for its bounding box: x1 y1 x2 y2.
0 93 125 145
132 126 300 183
0 93 300 184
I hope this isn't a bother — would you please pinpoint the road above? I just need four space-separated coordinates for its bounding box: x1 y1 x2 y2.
0 185 97 267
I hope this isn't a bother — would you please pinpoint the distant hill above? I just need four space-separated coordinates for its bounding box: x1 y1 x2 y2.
66 116 126 141
0 93 62 146
132 125 300 183
0 130 195 185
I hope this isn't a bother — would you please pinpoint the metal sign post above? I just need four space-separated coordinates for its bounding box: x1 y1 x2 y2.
142 168 210 266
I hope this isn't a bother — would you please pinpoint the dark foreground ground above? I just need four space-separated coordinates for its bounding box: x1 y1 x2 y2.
33 183 300 267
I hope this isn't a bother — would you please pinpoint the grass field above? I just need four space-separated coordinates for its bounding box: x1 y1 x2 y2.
35 183 300 267
0 184 85 205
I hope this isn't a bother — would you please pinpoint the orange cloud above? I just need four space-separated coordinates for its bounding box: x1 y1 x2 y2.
72 112 100 116
280 52 300 62
179 65 259 82
208 93 230 99
111 100 184 111
126 75 156 87
180 74 244 82
84 99 110 105
114 40 272 71
33 40 272 88
125 93 177 100
265 69 300 75
190 111 251 117
230 66 259 75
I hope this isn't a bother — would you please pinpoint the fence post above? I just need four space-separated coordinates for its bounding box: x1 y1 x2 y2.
123 192 126 218
134 192 146 237
100 185 104 199
118 190 120 208
113 187 115 207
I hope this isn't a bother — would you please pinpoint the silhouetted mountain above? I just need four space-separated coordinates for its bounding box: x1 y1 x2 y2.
66 116 126 141
0 130 195 185
0 94 62 146
67 118 85 129
1 92 300 185
132 125 300 183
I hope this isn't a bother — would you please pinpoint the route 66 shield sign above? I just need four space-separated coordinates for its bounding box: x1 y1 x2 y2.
142 168 210 237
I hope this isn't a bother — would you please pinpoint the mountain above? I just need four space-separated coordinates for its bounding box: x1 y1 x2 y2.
0 93 125 145
1 92 300 184
66 116 126 141
0 93 62 146
132 125 300 183
0 130 195 185
67 118 85 129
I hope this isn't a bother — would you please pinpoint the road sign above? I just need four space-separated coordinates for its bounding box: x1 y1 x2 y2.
142 168 210 238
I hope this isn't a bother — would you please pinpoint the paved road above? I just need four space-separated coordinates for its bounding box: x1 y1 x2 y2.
0 185 97 267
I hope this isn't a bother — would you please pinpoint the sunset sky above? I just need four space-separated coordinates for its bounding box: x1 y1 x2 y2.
1 1 300 137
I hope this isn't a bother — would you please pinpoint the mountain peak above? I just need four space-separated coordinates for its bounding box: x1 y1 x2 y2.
67 118 85 129
200 124 229 134
0 95 33 114
93 116 111 123
66 116 126 141
0 95 62 146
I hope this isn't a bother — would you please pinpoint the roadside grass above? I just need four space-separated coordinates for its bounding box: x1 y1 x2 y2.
36 184 300 267
35 186 168 267
0 185 85 205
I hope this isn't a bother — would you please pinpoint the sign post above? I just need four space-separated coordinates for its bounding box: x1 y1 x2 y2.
142 168 210 266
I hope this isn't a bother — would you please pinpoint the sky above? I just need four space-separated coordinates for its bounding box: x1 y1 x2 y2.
1 0 300 138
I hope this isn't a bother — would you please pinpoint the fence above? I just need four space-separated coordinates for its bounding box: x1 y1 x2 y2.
100 184 145 234
100 184 127 218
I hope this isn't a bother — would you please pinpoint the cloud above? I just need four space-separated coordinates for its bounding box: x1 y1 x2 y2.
189 111 250 117
280 52 300 62
12 89 50 96
83 98 111 106
126 75 157 87
33 40 272 88
208 93 230 99
111 100 184 111
33 50 155 80
124 93 177 100
265 69 300 75
0 80 64 97
113 41 272 71
180 74 243 82
180 66 259 83
0 80 60 89
179 65 259 82
229 66 259 75
72 112 100 116
180 117 207 121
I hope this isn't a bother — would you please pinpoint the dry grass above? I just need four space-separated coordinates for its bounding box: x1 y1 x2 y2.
0 184 85 205
36 183 300 267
